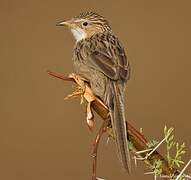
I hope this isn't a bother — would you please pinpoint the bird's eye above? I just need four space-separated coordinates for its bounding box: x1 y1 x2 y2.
82 22 88 26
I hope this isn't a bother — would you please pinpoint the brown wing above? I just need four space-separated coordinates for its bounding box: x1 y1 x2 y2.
87 32 130 82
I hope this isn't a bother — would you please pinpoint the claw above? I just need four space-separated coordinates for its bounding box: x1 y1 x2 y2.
68 73 87 87
64 86 85 102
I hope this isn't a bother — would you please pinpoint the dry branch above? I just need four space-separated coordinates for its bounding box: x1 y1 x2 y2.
47 70 180 179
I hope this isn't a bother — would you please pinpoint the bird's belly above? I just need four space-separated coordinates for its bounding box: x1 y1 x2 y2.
73 60 108 100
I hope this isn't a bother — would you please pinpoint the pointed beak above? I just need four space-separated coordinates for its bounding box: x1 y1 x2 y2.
56 20 68 26
56 20 74 28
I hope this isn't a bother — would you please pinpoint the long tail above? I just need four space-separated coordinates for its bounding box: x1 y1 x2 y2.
109 81 131 173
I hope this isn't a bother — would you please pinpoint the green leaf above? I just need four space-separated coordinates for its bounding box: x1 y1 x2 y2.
168 135 174 142
164 126 186 170
180 150 186 155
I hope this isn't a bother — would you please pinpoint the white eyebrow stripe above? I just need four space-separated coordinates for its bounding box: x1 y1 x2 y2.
74 19 86 22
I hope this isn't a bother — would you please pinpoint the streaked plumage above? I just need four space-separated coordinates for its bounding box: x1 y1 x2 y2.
57 11 131 172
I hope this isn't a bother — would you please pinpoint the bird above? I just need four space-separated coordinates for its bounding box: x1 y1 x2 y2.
57 11 131 173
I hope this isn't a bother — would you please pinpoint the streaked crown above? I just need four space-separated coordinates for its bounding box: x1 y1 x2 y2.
73 11 111 30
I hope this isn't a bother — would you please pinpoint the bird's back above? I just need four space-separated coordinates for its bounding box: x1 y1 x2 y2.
73 31 130 84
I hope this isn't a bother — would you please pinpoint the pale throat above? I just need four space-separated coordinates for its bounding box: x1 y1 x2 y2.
71 28 87 42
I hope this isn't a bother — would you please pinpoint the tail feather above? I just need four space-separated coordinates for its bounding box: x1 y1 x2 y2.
109 82 131 173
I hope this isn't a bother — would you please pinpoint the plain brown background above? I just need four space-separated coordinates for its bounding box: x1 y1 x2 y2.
0 0 191 180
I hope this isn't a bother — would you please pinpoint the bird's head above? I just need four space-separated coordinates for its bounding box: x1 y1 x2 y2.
57 12 111 42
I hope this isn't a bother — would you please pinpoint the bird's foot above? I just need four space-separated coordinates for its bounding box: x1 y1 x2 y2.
64 86 84 103
67 73 97 130
68 73 87 88
65 73 87 103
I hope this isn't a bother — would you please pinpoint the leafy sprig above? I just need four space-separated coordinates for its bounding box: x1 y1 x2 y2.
151 159 162 177
164 126 186 169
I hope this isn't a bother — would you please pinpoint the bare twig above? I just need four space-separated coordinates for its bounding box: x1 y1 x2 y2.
92 119 109 180
47 70 186 179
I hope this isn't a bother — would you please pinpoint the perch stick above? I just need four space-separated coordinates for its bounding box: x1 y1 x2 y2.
47 70 180 178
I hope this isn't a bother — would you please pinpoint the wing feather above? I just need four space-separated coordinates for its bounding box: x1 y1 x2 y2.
86 32 130 81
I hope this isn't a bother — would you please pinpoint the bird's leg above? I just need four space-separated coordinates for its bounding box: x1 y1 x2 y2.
65 73 97 130
92 118 109 180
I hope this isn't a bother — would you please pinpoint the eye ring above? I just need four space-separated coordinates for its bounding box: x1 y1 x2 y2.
82 22 88 26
